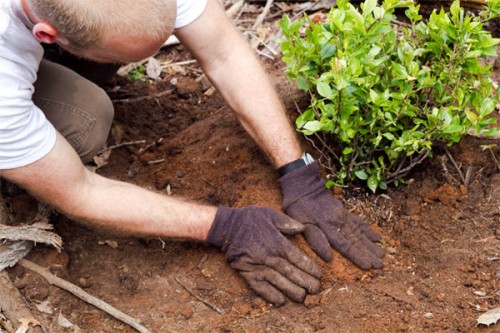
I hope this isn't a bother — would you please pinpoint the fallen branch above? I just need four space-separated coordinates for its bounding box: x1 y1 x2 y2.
226 0 245 19
18 259 152 333
0 202 57 271
0 223 61 250
174 277 224 315
0 241 32 272
0 271 44 333
251 0 274 30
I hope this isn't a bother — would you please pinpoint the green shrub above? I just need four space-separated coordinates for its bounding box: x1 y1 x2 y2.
280 0 500 192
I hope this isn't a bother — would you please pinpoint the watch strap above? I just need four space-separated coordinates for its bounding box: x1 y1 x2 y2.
277 153 314 177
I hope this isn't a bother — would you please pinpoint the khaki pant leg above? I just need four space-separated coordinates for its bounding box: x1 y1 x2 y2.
32 60 114 163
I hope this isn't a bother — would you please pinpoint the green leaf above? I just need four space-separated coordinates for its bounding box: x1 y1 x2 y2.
362 0 377 17
355 170 369 180
442 124 464 134
320 44 336 59
302 120 324 133
343 147 354 154
297 76 308 90
383 132 395 140
367 175 379 193
480 98 496 116
317 81 334 98
296 109 315 129
449 0 461 20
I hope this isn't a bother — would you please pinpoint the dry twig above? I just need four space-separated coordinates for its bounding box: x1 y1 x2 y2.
251 0 274 30
226 0 245 19
439 155 457 184
445 147 467 185
175 277 224 315
18 259 152 333
97 140 147 155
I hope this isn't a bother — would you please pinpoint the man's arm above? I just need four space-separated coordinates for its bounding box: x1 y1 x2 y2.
0 132 322 305
0 132 216 240
174 0 302 168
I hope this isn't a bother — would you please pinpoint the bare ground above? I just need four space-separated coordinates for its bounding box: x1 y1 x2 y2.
5 4 500 333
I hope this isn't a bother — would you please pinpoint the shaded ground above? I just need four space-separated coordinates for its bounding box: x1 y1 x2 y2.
5 5 500 333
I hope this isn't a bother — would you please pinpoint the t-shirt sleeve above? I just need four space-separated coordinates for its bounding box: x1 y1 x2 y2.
0 4 56 170
0 57 57 170
175 0 209 29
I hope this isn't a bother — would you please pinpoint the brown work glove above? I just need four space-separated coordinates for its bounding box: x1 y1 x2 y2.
279 162 384 270
207 206 322 306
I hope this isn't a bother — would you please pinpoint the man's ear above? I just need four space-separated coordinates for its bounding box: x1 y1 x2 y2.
32 22 58 43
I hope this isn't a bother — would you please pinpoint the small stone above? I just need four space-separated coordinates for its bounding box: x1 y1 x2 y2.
25 286 49 301
401 199 422 216
13 278 26 289
176 77 200 98
304 294 321 308
332 186 343 196
424 312 434 319
387 247 397 255
44 249 69 272
252 298 266 309
474 290 486 297
78 277 93 288
180 305 193 319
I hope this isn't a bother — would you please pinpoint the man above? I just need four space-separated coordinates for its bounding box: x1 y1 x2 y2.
0 0 384 306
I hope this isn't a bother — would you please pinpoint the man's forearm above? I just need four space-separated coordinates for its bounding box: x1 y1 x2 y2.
175 0 303 168
73 172 217 240
203 38 303 168
0 132 217 241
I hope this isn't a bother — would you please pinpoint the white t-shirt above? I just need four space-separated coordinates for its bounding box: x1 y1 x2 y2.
0 0 208 170
176 0 208 29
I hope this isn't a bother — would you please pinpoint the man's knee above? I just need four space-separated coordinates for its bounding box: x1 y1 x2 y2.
78 88 114 163
33 60 115 163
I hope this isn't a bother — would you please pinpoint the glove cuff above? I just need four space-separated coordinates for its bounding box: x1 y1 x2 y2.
206 206 236 249
279 161 326 207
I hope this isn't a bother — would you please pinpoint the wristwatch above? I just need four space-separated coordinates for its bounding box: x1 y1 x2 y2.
277 153 314 177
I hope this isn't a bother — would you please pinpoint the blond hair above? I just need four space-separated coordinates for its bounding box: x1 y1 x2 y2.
27 0 175 49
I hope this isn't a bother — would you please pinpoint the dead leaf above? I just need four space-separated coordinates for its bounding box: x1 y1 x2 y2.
146 57 162 80
57 312 73 328
477 308 500 326
0 310 15 333
92 150 111 170
164 64 186 76
33 300 54 314
15 318 40 333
